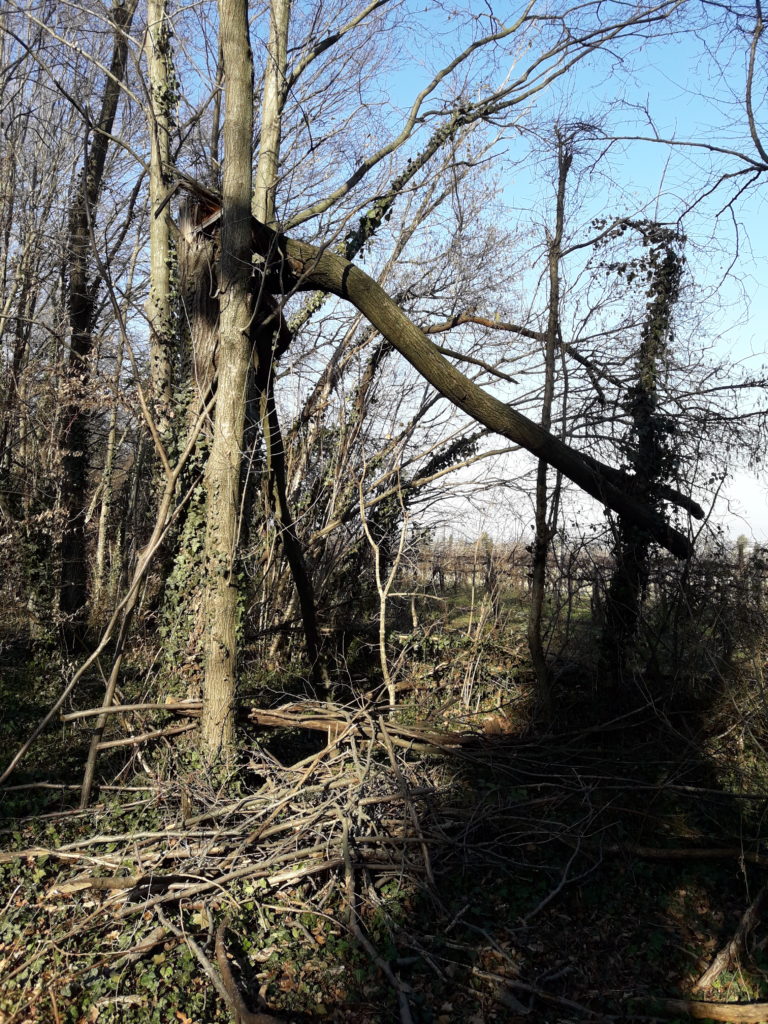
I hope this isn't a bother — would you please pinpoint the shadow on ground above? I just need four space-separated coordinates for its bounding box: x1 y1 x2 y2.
2 644 768 1024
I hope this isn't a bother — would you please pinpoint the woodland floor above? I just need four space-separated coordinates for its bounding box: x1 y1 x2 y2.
1 600 768 1024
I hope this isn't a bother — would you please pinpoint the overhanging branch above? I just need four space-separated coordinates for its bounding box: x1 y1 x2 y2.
256 224 696 558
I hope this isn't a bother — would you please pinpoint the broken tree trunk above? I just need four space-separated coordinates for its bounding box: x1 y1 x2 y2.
254 223 695 559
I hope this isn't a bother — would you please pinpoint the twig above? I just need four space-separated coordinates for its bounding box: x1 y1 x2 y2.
155 908 239 1019
379 722 434 886
521 839 599 924
470 966 614 1019
114 852 343 919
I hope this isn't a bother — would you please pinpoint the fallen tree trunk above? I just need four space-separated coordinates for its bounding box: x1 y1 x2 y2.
170 181 697 558
248 704 473 749
259 222 696 558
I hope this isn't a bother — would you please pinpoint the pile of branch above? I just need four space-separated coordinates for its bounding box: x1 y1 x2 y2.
56 697 475 757
4 702 768 1023
1 702 467 1022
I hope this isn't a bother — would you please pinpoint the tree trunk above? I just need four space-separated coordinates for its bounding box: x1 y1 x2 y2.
92 335 123 619
253 0 291 227
250 0 327 683
200 0 254 759
601 223 684 691
145 0 175 437
256 360 327 687
528 134 572 718
59 0 138 634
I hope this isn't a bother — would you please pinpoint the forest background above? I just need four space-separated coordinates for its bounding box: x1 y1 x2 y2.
3 0 768 1022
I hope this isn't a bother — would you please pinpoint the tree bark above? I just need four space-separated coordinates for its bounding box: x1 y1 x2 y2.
200 0 254 758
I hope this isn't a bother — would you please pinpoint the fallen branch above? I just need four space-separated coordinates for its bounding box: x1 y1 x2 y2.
258 221 697 558
471 966 610 1019
0 846 121 866
114 853 344 919
215 919 284 1024
247 703 472 750
96 722 197 750
603 842 768 868
694 885 768 992
61 701 201 722
647 997 768 1021
156 908 282 1024
51 872 194 896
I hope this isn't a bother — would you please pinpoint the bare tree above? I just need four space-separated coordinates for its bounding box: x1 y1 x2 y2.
182 0 698 755
2 0 714 775
528 128 572 717
59 0 139 634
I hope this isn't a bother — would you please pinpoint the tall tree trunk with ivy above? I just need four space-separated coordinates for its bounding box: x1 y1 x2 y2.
145 0 176 439
157 201 219 693
601 222 685 691
528 132 571 718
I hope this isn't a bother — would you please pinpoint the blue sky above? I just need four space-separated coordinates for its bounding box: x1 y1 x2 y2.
393 4 768 541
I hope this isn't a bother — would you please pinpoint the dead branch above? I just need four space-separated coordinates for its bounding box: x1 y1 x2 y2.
602 842 768 868
648 997 768 1021
214 919 285 1024
60 701 201 721
694 885 768 992
95 722 197 750
340 816 415 1024
247 703 472 750
260 225 698 558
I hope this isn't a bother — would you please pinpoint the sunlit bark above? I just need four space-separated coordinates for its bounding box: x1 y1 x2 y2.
200 0 254 758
